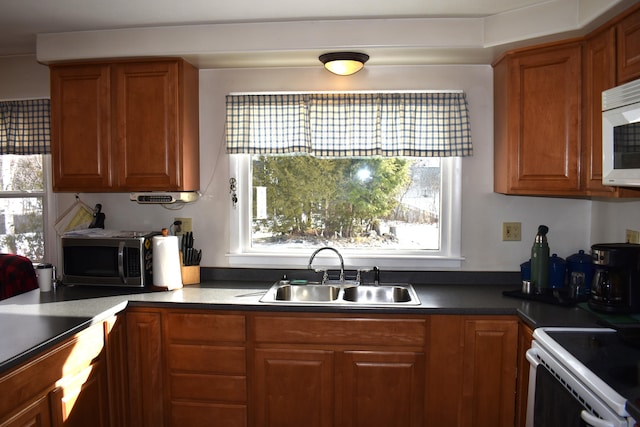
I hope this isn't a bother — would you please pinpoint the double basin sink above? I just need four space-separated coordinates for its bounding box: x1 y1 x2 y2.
260 280 421 306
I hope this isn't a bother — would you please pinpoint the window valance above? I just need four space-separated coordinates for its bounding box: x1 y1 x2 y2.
226 92 472 157
0 99 51 155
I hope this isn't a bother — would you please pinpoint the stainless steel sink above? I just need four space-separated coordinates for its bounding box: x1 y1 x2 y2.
274 284 340 302
342 285 413 303
260 281 421 306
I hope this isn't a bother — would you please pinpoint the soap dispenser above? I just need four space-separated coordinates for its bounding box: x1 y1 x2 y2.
531 225 550 294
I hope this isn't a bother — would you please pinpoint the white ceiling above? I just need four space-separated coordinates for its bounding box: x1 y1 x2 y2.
1 0 637 67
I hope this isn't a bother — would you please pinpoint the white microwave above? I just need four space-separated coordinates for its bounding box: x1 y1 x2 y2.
602 78 640 187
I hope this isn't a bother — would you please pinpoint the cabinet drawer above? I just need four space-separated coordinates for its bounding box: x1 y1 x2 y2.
166 312 246 343
168 344 246 374
169 373 246 402
170 402 247 427
252 315 426 346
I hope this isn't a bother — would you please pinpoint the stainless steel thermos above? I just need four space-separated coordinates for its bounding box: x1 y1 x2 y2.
531 225 550 294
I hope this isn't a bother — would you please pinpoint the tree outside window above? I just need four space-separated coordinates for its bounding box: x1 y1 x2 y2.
251 155 440 251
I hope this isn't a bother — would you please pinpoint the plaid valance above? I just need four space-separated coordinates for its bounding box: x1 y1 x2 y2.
226 92 472 157
0 99 51 155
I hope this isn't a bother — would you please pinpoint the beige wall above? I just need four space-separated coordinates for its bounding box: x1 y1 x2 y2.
0 56 49 99
1 55 638 271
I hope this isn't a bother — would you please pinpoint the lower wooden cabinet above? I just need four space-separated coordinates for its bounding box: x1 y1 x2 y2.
427 315 519 427
252 347 425 427
126 308 248 427
2 307 525 427
340 350 425 427
50 360 109 427
250 313 427 427
0 395 51 427
126 309 165 427
253 348 335 427
104 315 129 427
0 321 112 427
515 322 534 427
164 310 247 427
124 308 524 427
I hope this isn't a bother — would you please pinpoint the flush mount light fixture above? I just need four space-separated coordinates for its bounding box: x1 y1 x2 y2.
319 52 369 76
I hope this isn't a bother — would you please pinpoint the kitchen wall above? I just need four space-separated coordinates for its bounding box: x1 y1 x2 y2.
1 55 639 272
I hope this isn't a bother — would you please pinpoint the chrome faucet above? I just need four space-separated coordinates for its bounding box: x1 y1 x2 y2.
308 247 345 283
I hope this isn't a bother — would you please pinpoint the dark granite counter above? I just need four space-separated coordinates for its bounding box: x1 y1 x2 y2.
0 279 602 375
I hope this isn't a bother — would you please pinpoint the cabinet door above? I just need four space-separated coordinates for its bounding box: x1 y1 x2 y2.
515 323 534 427
50 64 112 191
0 395 51 427
104 316 128 427
583 28 618 196
494 43 582 195
253 348 335 427
114 61 180 190
340 351 424 427
50 360 109 427
427 316 519 427
461 318 518 427
126 310 164 427
617 6 640 84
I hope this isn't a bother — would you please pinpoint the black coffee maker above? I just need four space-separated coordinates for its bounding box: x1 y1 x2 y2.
589 243 640 313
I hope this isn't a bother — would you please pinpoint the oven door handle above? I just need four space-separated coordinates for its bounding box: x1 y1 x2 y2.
526 348 540 367
580 410 616 427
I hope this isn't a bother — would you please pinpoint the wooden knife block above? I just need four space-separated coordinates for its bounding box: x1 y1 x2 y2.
179 251 200 285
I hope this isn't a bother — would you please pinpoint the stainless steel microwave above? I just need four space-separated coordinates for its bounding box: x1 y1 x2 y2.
62 230 159 287
602 77 640 187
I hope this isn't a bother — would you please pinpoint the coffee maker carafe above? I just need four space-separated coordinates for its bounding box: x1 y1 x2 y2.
589 243 640 313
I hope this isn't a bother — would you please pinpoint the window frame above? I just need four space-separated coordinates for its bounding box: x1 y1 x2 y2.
0 154 52 263
228 154 463 270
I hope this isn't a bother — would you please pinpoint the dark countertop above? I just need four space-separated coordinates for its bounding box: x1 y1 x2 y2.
0 280 603 375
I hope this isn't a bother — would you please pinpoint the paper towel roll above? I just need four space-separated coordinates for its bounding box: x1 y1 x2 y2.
152 235 183 290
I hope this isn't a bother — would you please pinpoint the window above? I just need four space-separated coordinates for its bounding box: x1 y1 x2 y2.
0 155 47 261
0 99 51 262
226 92 471 270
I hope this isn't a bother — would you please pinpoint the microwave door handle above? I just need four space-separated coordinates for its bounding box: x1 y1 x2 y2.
118 242 126 284
580 410 615 427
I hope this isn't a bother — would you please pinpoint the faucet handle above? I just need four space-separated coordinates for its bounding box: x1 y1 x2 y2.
311 269 328 284
355 268 373 284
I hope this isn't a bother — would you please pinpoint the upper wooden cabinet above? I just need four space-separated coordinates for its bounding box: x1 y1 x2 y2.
493 2 640 197
50 58 199 193
583 27 619 197
617 6 640 84
494 41 582 196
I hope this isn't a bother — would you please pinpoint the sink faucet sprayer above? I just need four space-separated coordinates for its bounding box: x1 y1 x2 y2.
308 247 345 283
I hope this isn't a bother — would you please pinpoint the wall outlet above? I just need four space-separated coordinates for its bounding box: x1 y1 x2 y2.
626 229 640 244
502 222 522 241
174 217 193 235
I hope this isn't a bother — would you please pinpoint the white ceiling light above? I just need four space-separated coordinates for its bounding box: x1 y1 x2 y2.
319 52 369 76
